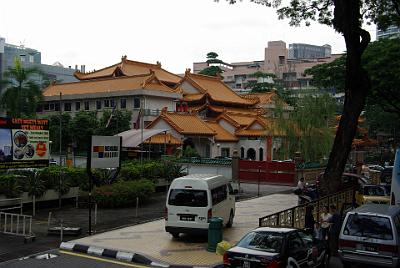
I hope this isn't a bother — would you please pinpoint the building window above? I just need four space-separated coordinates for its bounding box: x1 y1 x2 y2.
75 102 80 111
104 99 110 108
36 105 43 112
55 103 60 112
96 100 102 110
133 97 141 109
49 103 55 111
110 99 115 108
64 103 71 111
259 148 264 161
247 148 256 160
240 147 245 159
279 56 285 65
44 103 50 111
221 148 230 158
120 98 126 109
84 101 90 110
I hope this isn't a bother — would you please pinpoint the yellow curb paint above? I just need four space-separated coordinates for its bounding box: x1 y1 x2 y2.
59 250 149 268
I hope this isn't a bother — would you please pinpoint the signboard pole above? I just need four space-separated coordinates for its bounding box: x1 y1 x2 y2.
87 137 93 235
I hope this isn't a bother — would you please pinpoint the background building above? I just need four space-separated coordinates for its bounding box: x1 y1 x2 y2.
193 40 342 92
376 25 400 39
0 36 78 89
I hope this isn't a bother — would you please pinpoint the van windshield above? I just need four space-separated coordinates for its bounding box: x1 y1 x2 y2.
168 189 208 207
343 214 393 240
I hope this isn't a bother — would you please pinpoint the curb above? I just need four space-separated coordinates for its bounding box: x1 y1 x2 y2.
60 242 217 268
60 242 168 267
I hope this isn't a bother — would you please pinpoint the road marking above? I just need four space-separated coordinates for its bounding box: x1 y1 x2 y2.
59 250 149 267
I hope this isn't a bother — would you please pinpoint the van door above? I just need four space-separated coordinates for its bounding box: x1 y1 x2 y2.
211 184 230 224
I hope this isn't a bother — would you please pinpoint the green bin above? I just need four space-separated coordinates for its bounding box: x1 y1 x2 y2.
207 217 223 252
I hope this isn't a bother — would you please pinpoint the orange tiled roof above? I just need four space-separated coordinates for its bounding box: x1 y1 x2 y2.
74 57 181 84
188 103 262 115
146 111 215 136
235 118 286 137
181 72 258 106
205 121 238 142
182 94 205 102
244 91 288 107
223 113 264 127
43 73 177 97
144 133 182 145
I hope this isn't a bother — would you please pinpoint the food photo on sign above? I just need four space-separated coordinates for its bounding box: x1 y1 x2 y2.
12 129 49 161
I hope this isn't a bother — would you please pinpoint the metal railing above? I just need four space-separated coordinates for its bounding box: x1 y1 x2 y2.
0 212 34 238
259 187 354 228
161 155 232 165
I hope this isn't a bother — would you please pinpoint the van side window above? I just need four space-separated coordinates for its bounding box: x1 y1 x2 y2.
228 183 234 195
211 185 227 205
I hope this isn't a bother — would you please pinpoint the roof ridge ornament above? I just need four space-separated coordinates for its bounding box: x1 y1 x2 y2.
121 55 127 62
185 68 191 75
156 61 161 67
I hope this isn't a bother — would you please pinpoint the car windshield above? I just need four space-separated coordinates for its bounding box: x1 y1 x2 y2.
236 231 283 253
168 189 208 207
343 214 393 240
363 186 389 196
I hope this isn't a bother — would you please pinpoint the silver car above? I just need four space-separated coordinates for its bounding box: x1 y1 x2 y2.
339 204 400 268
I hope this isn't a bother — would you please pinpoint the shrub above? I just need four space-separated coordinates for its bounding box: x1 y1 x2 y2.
0 174 23 198
93 179 155 208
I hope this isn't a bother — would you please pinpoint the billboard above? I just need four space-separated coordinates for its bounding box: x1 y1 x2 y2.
90 136 121 169
0 117 49 169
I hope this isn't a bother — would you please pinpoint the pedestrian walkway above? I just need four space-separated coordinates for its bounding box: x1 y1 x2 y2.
70 193 297 267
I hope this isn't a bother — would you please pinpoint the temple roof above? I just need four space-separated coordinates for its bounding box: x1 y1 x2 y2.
146 110 215 136
180 71 259 106
144 133 182 145
43 72 178 97
74 56 182 84
205 121 238 142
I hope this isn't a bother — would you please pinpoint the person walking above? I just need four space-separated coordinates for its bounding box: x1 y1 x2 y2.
327 205 341 256
320 206 331 240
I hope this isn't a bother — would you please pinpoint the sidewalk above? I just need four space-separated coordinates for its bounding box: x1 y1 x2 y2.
70 193 298 267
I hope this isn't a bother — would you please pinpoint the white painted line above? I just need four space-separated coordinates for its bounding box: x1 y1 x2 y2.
150 261 170 268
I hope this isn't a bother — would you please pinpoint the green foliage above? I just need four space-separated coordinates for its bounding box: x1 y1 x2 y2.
183 146 199 157
305 56 346 93
93 179 155 208
48 113 72 152
245 71 277 93
96 110 132 136
199 52 224 77
0 58 44 117
0 175 23 198
276 93 337 162
70 111 99 152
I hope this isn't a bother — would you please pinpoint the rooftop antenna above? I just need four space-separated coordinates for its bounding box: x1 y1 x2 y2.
19 39 26 49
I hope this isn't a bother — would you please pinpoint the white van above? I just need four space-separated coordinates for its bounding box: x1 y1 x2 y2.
390 148 399 205
165 174 236 238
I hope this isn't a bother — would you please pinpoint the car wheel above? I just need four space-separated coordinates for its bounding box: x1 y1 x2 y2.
226 211 234 228
318 252 330 268
342 261 352 268
170 232 179 238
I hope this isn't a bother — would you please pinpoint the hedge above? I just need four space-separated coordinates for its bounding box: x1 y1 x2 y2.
93 179 155 208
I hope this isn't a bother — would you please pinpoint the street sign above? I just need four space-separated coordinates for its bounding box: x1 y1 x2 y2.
90 136 121 169
0 117 49 169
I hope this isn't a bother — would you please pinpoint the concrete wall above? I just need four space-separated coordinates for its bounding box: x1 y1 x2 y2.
185 163 232 180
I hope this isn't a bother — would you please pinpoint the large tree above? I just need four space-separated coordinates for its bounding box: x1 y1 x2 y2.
221 0 400 194
0 58 44 117
199 52 225 77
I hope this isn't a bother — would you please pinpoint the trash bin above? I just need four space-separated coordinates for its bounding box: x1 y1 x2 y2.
207 217 223 252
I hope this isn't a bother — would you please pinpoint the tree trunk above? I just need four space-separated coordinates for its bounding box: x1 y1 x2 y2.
321 0 371 195
33 195 36 217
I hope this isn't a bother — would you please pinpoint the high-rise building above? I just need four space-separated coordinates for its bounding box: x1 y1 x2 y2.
376 25 400 40
288 43 331 59
0 36 78 87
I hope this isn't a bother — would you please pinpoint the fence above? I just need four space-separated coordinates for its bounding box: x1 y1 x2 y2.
161 156 232 165
259 187 354 228
0 212 34 238
0 198 23 214
239 160 296 185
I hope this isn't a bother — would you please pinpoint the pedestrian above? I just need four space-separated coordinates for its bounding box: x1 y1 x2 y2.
304 205 315 235
297 177 306 192
320 205 331 240
327 205 341 256
314 222 323 241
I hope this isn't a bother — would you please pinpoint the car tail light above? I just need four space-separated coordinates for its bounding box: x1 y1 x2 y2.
379 244 399 254
339 239 356 248
223 252 230 265
266 259 280 268
164 207 168 221
207 208 212 221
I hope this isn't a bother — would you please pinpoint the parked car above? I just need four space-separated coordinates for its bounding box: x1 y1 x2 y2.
339 204 400 268
316 172 369 195
381 166 393 184
355 184 391 205
223 227 329 268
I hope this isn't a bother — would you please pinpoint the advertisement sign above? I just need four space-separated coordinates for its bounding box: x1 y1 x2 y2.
90 136 121 169
0 117 49 169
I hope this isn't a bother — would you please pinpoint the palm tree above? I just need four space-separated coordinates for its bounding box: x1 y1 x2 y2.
0 58 44 117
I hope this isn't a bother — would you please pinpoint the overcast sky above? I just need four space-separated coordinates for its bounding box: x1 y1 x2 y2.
1 0 377 74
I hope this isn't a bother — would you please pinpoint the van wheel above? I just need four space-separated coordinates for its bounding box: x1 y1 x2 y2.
226 211 234 228
170 232 179 238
